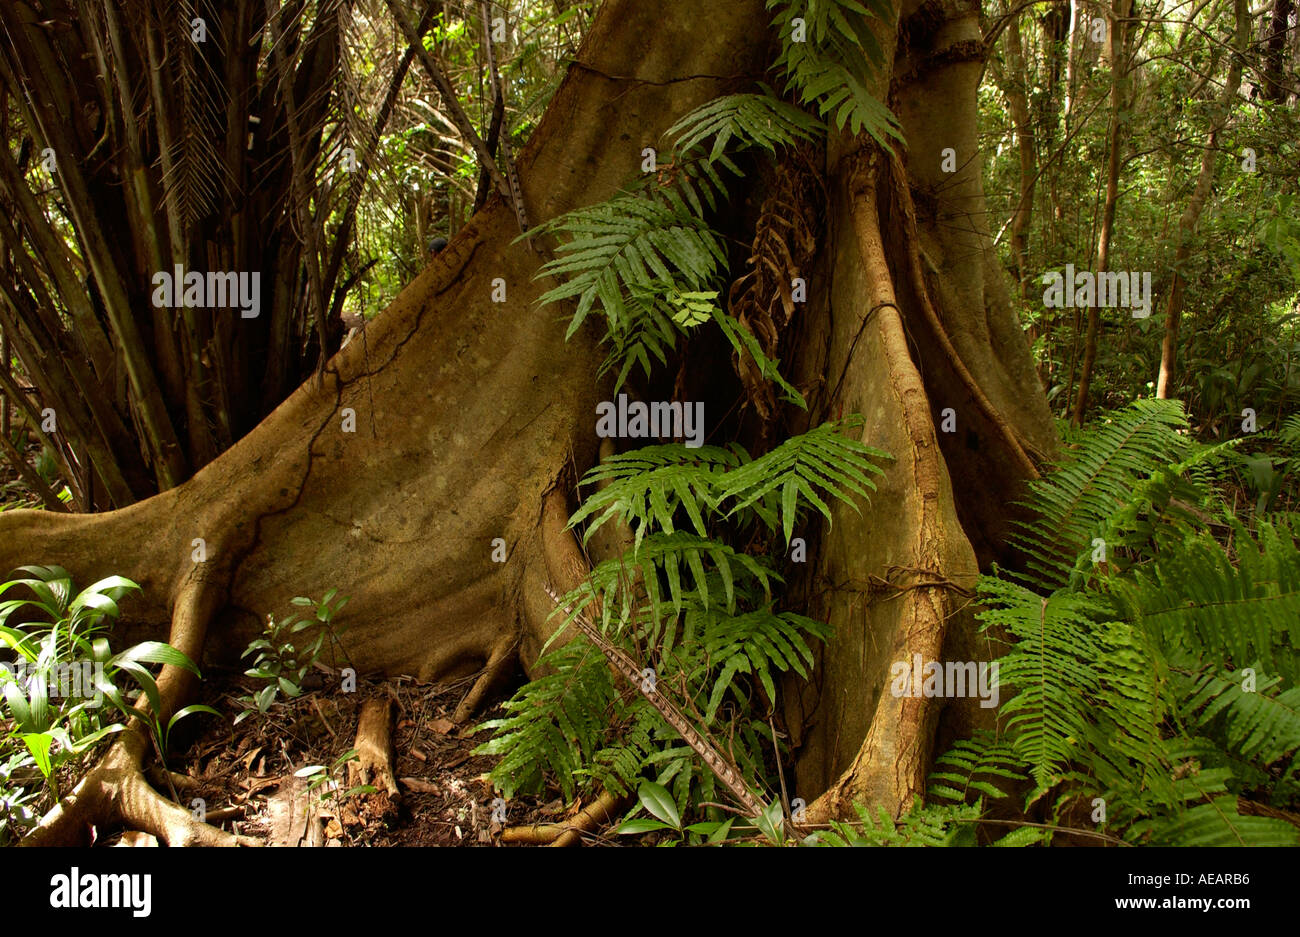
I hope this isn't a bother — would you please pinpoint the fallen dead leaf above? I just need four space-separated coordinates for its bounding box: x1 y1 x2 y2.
442 751 470 770
400 777 439 793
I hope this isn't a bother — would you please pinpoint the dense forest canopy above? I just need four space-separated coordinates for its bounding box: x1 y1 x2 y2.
0 0 1296 851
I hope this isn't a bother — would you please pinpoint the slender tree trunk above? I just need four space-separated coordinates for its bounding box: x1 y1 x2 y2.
1064 0 1080 128
1001 5 1037 305
1263 0 1293 103
1071 0 1132 425
1155 0 1247 399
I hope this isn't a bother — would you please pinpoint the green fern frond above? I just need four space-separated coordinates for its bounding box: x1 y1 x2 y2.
1111 516 1300 682
1278 413 1300 452
717 417 890 543
1177 668 1300 781
977 577 1164 796
569 444 741 550
1145 795 1300 846
534 191 728 339
548 533 776 643
476 640 614 801
1010 398 1195 590
806 798 984 846
939 400 1300 844
597 290 681 391
766 0 902 146
711 307 807 410
696 604 831 719
929 732 1026 805
665 90 825 161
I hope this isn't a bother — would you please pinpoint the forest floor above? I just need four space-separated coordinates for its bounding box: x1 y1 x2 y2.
1 465 621 848
122 668 579 848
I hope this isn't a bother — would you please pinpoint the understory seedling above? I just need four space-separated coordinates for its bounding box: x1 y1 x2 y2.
236 590 350 723
296 748 374 805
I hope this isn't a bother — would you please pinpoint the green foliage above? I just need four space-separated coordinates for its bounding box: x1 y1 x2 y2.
1009 398 1201 590
615 779 749 844
933 401 1300 845
716 417 889 544
296 748 375 806
807 798 989 846
478 575 834 810
492 24 899 829
235 590 351 724
95 650 216 777
531 151 738 391
0 566 205 837
568 418 888 553
535 176 732 343
481 425 886 815
532 14 896 395
766 0 902 145
546 531 775 637
665 90 826 160
978 0 1300 427
710 306 807 409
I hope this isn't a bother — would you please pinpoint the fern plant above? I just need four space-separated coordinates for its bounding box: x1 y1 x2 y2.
529 1 902 397
765 0 902 145
480 425 888 817
932 400 1300 845
664 89 826 160
804 797 1047 847
484 7 900 831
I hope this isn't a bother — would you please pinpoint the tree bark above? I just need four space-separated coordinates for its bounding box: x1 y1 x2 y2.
993 3 1037 305
4 0 1059 838
1263 0 1294 103
784 0 1057 818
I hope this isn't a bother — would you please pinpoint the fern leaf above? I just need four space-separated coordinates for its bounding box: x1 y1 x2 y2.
717 418 889 543
666 91 825 161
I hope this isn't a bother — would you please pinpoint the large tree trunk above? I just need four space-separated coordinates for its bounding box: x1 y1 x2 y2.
5 0 1057 843
785 0 1057 818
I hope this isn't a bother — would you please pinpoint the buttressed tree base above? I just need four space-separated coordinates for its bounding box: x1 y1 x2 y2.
2 0 1058 845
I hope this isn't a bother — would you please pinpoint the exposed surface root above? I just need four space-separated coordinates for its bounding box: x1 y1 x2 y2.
24 732 256 847
800 146 977 823
888 154 1040 479
350 698 399 798
453 636 518 723
501 789 627 846
23 568 252 846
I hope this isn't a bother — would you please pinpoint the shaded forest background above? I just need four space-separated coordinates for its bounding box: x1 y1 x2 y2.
2 0 1297 508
